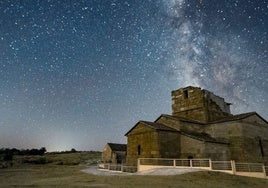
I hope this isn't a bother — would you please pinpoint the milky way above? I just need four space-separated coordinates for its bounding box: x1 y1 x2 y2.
162 0 268 115
0 0 267 151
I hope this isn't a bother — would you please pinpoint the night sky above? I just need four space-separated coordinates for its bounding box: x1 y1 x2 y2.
0 0 267 151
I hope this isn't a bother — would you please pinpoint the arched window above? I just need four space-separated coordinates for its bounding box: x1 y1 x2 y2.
183 90 189 99
137 145 141 155
259 138 264 157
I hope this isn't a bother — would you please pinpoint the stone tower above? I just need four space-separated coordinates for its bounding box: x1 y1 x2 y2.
171 86 232 123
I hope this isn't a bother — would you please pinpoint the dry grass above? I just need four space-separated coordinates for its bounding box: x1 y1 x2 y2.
1 152 268 188
0 164 268 188
12 151 101 166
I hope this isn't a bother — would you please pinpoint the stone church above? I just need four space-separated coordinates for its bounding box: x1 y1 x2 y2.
125 86 268 166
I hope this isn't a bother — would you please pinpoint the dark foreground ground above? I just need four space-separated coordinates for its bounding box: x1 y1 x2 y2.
1 164 268 188
1 152 268 188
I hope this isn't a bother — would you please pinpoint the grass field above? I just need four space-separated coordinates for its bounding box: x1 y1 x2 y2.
12 151 101 166
1 152 268 188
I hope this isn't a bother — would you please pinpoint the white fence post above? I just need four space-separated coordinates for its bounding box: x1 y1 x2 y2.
231 160 236 175
190 159 193 168
173 159 176 167
137 158 140 172
209 159 212 170
262 165 266 178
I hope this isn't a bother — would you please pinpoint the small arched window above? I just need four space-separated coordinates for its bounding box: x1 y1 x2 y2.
137 145 141 155
184 90 189 99
259 138 264 157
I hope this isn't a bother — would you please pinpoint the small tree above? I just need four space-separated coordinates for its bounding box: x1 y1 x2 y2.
39 147 46 155
3 151 13 161
71 148 77 153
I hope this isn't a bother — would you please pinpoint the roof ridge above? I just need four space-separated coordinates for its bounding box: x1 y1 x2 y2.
140 121 178 131
209 111 268 124
157 114 205 124
108 143 126 145
107 143 127 151
180 130 229 144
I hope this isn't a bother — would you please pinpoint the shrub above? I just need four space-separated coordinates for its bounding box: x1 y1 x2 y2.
3 153 13 161
34 157 47 164
22 156 50 164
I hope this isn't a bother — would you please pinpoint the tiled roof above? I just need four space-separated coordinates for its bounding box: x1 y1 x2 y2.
180 130 229 144
125 120 228 144
125 121 179 136
107 143 127 151
156 114 205 124
209 112 267 124
157 112 268 125
140 121 178 132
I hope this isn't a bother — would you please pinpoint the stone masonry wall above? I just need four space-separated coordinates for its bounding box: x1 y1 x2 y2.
172 86 231 123
203 142 230 161
240 119 268 163
180 135 205 158
102 144 113 163
206 91 231 113
205 119 268 163
172 87 207 122
157 131 180 158
155 116 202 132
126 123 160 166
155 116 181 130
206 99 231 122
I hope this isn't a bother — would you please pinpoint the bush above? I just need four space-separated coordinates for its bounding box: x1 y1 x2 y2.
0 149 13 161
55 159 80 166
22 156 50 164
1 147 46 156
3 153 13 161
0 161 13 169
71 148 77 153
34 157 47 164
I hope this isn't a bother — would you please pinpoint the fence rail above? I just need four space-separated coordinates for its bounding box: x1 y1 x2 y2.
139 158 211 168
140 158 174 166
98 163 137 173
137 158 267 179
211 161 232 170
192 159 210 167
175 159 191 167
108 164 122 171
235 163 263 172
122 166 138 173
98 159 268 178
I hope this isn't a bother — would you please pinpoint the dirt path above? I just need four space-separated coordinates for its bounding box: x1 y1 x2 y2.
82 166 203 176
